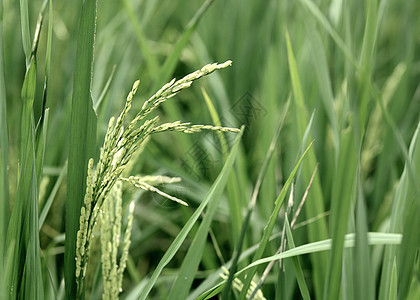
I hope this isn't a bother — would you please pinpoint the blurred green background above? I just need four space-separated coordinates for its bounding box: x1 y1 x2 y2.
2 0 420 299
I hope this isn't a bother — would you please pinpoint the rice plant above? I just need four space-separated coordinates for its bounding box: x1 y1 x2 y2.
1 0 419 299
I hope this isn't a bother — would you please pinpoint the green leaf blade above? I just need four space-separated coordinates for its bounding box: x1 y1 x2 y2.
138 128 243 300
5 57 38 299
0 0 10 278
285 30 329 299
379 121 420 299
64 0 98 298
238 141 314 299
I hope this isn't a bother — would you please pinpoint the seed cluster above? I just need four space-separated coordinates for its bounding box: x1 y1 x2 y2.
100 181 135 300
75 61 239 298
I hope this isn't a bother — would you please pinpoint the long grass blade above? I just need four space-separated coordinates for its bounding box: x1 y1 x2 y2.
154 0 215 90
5 57 37 299
298 0 357 67
19 0 31 63
5 1 51 296
121 0 159 80
379 121 420 299
399 196 420 299
202 87 244 244
168 147 234 298
35 0 52 135
138 128 243 300
284 215 310 300
354 178 375 300
396 121 420 299
39 161 67 230
285 30 329 299
222 107 288 299
356 0 378 137
35 106 48 188
303 18 339 151
24 142 43 299
237 233 402 275
0 0 10 277
2 240 15 298
94 64 116 111
196 232 402 300
238 141 314 299
188 232 284 300
324 119 357 300
202 88 229 156
166 90 237 299
64 0 98 298
388 258 398 300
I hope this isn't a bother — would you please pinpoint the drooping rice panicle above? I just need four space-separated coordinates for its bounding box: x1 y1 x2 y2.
74 61 238 294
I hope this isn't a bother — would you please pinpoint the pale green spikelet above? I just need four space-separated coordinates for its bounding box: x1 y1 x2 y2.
152 121 241 134
122 176 188 206
101 181 134 300
100 183 118 300
134 60 232 121
117 200 135 290
112 80 140 147
122 136 151 177
133 175 181 185
75 158 94 283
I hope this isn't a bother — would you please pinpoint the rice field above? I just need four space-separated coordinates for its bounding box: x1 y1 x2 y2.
0 0 419 299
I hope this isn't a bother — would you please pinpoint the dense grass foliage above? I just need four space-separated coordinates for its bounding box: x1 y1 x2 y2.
1 0 419 299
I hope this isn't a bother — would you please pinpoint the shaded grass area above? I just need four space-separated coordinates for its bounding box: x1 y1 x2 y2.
1 0 419 299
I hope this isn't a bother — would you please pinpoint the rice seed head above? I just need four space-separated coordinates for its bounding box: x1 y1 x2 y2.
100 181 132 299
75 61 238 295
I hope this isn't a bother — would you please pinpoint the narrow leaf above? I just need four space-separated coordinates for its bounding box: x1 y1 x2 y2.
19 0 32 63
237 233 402 275
379 121 420 299
5 58 37 299
39 161 67 230
324 119 357 300
222 109 288 299
354 180 375 300
168 152 231 299
138 128 243 300
153 0 215 90
297 0 357 67
285 30 329 299
121 0 159 80
0 0 10 275
284 215 310 300
238 141 314 299
64 0 98 298
388 258 398 300
196 232 402 300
